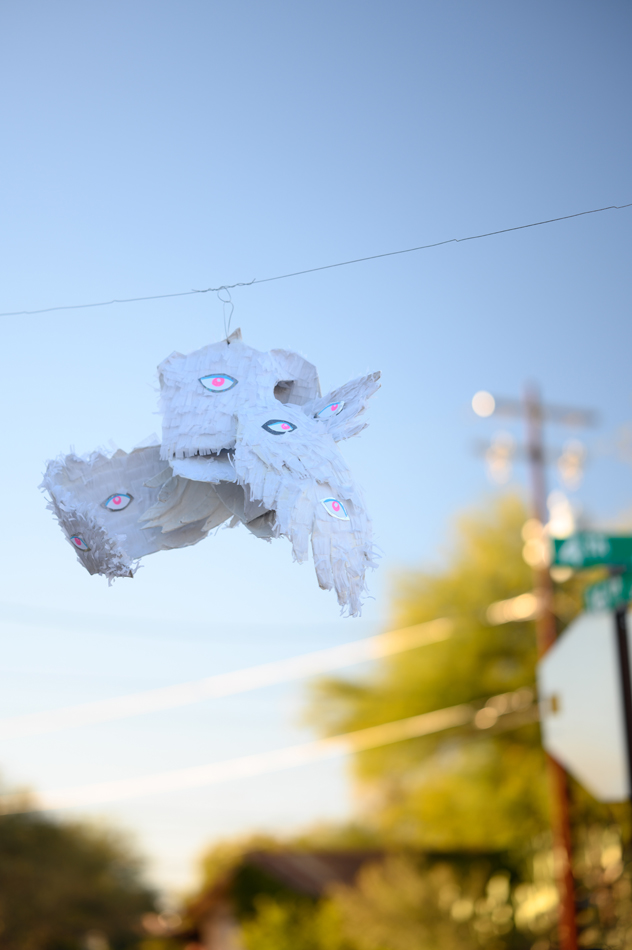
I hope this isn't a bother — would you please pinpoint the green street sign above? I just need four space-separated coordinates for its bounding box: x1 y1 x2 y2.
584 573 632 612
552 533 632 570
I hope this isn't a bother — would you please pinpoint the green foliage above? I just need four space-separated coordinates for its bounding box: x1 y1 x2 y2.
0 810 155 949
185 827 632 950
331 854 531 950
572 824 632 949
291 821 383 851
241 897 352 950
306 495 549 849
239 854 537 950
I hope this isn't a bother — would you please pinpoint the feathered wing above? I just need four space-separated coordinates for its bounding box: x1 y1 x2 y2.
42 445 208 580
232 405 375 615
304 371 381 441
305 480 374 617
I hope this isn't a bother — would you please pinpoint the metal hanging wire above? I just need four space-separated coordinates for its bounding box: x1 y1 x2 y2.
216 286 235 340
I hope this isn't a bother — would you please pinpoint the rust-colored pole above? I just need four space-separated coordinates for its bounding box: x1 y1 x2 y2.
524 384 578 950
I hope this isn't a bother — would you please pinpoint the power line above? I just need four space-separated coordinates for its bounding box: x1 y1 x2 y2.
0 688 536 814
0 619 452 740
2 202 630 318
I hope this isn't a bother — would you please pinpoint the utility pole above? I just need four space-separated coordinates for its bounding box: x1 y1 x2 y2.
524 384 577 950
473 385 596 950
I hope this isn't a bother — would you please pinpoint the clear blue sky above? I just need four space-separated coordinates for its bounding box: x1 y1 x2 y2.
0 0 630 894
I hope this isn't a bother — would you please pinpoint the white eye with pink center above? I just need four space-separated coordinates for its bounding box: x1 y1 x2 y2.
320 498 350 521
315 401 345 420
199 374 238 393
103 493 132 512
70 536 90 551
262 420 297 435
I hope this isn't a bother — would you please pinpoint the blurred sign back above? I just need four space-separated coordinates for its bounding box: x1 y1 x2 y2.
538 611 629 802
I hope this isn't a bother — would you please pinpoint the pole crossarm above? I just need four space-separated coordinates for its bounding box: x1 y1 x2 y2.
472 439 587 465
483 396 597 428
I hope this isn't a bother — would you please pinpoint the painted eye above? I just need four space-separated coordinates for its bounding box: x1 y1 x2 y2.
262 420 297 435
70 535 90 551
103 493 132 511
315 401 345 420
199 374 238 393
320 498 350 521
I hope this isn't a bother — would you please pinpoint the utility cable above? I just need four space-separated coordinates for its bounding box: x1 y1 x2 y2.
0 619 452 740
0 686 537 814
2 201 630 318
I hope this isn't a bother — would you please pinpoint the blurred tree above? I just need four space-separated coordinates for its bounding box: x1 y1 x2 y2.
332 855 513 950
241 897 351 950
306 494 551 850
174 494 631 950
0 808 155 949
238 853 538 950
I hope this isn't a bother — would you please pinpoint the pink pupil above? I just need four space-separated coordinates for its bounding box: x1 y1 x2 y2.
332 501 340 512
74 538 82 546
211 377 225 387
281 423 290 430
331 404 338 412
112 496 121 505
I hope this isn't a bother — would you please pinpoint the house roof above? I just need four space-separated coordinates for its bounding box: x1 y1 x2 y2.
243 849 383 898
182 848 384 930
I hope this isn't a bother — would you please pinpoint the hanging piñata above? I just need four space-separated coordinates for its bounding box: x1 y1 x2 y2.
42 329 380 615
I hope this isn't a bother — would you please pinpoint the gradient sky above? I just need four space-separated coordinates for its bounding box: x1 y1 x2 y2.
0 1 631 895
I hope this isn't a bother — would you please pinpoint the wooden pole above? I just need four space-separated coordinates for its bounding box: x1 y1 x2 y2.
524 384 578 950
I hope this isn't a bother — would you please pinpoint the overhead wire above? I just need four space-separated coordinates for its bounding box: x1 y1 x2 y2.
0 618 452 740
1 201 630 318
0 687 537 814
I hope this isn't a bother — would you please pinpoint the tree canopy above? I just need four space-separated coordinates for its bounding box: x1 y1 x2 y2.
306 494 551 850
0 808 155 950
178 493 629 950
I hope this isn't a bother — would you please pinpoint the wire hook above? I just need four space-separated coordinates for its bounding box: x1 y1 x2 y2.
216 286 235 340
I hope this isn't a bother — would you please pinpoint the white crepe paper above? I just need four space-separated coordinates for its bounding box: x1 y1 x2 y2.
158 329 322 460
41 445 223 581
43 329 380 615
